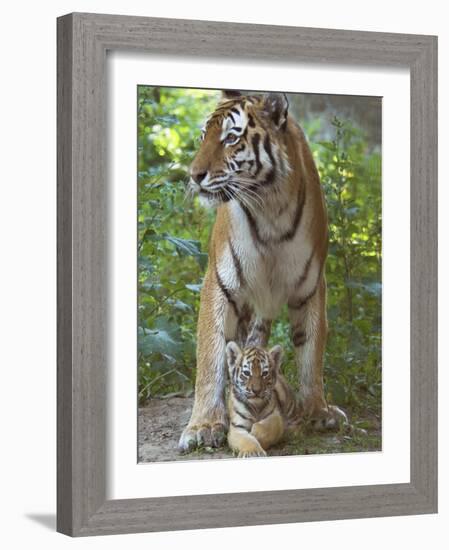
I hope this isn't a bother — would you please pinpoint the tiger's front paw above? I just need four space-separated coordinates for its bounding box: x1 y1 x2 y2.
178 420 227 453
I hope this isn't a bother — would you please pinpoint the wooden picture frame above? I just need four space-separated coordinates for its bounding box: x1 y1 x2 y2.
57 12 438 536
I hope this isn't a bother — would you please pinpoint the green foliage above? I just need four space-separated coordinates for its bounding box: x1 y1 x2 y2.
315 117 382 413
137 87 382 419
138 86 219 401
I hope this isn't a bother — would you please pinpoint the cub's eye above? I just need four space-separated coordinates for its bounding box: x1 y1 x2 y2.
223 133 239 145
262 371 269 378
242 369 251 377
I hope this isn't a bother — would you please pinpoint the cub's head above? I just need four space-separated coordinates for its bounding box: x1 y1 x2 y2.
226 341 283 400
189 90 290 208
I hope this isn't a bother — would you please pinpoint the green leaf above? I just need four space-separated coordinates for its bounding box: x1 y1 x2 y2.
154 114 180 125
185 283 202 293
364 281 382 297
139 316 184 356
168 299 193 313
165 235 201 255
165 235 208 268
317 140 335 151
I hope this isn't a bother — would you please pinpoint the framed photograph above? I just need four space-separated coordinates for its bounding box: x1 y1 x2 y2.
136 85 383 465
57 13 437 536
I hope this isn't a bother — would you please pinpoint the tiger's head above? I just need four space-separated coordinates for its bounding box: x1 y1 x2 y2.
226 341 283 400
189 90 290 208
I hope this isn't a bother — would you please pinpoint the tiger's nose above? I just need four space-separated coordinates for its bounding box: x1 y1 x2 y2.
191 170 207 185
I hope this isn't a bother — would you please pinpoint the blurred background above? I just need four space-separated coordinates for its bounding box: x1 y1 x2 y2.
137 87 382 441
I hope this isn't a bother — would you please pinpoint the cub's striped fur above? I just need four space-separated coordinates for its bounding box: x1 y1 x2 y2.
226 342 301 457
179 90 347 453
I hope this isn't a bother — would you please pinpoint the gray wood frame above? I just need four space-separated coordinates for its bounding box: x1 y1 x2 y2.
57 12 438 537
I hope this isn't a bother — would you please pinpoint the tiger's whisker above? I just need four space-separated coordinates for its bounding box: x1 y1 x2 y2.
228 184 260 215
228 181 264 211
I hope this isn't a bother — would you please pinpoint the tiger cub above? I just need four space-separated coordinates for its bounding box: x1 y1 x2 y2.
226 341 302 458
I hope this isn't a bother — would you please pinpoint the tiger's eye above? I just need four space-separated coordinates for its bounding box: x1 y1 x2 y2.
224 134 238 145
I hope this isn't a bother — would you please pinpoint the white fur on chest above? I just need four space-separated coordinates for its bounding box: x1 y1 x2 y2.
217 202 319 319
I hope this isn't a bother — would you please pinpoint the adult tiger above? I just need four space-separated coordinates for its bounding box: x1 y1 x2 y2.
178 90 346 452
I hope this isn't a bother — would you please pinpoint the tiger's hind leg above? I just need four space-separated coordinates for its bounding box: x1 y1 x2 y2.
288 275 348 431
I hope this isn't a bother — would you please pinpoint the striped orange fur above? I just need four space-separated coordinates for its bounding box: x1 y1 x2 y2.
226 342 301 457
179 91 347 453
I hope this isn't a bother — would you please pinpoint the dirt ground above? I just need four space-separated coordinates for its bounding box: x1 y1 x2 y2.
138 397 381 463
138 397 232 462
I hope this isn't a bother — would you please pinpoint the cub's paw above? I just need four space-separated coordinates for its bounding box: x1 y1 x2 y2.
236 440 267 458
237 448 267 459
307 404 349 432
178 422 227 453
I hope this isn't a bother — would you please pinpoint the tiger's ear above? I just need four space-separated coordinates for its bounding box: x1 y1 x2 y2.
269 345 283 371
226 341 242 373
262 92 289 130
221 89 242 100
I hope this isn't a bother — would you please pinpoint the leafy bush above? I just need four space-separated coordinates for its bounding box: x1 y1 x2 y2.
315 117 382 413
137 87 381 418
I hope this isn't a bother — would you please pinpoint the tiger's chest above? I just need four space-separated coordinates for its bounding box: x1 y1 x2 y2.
241 241 312 318
216 203 320 319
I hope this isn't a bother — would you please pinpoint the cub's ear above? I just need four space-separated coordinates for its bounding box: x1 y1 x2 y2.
226 341 242 373
221 89 242 100
269 345 283 371
262 92 289 130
